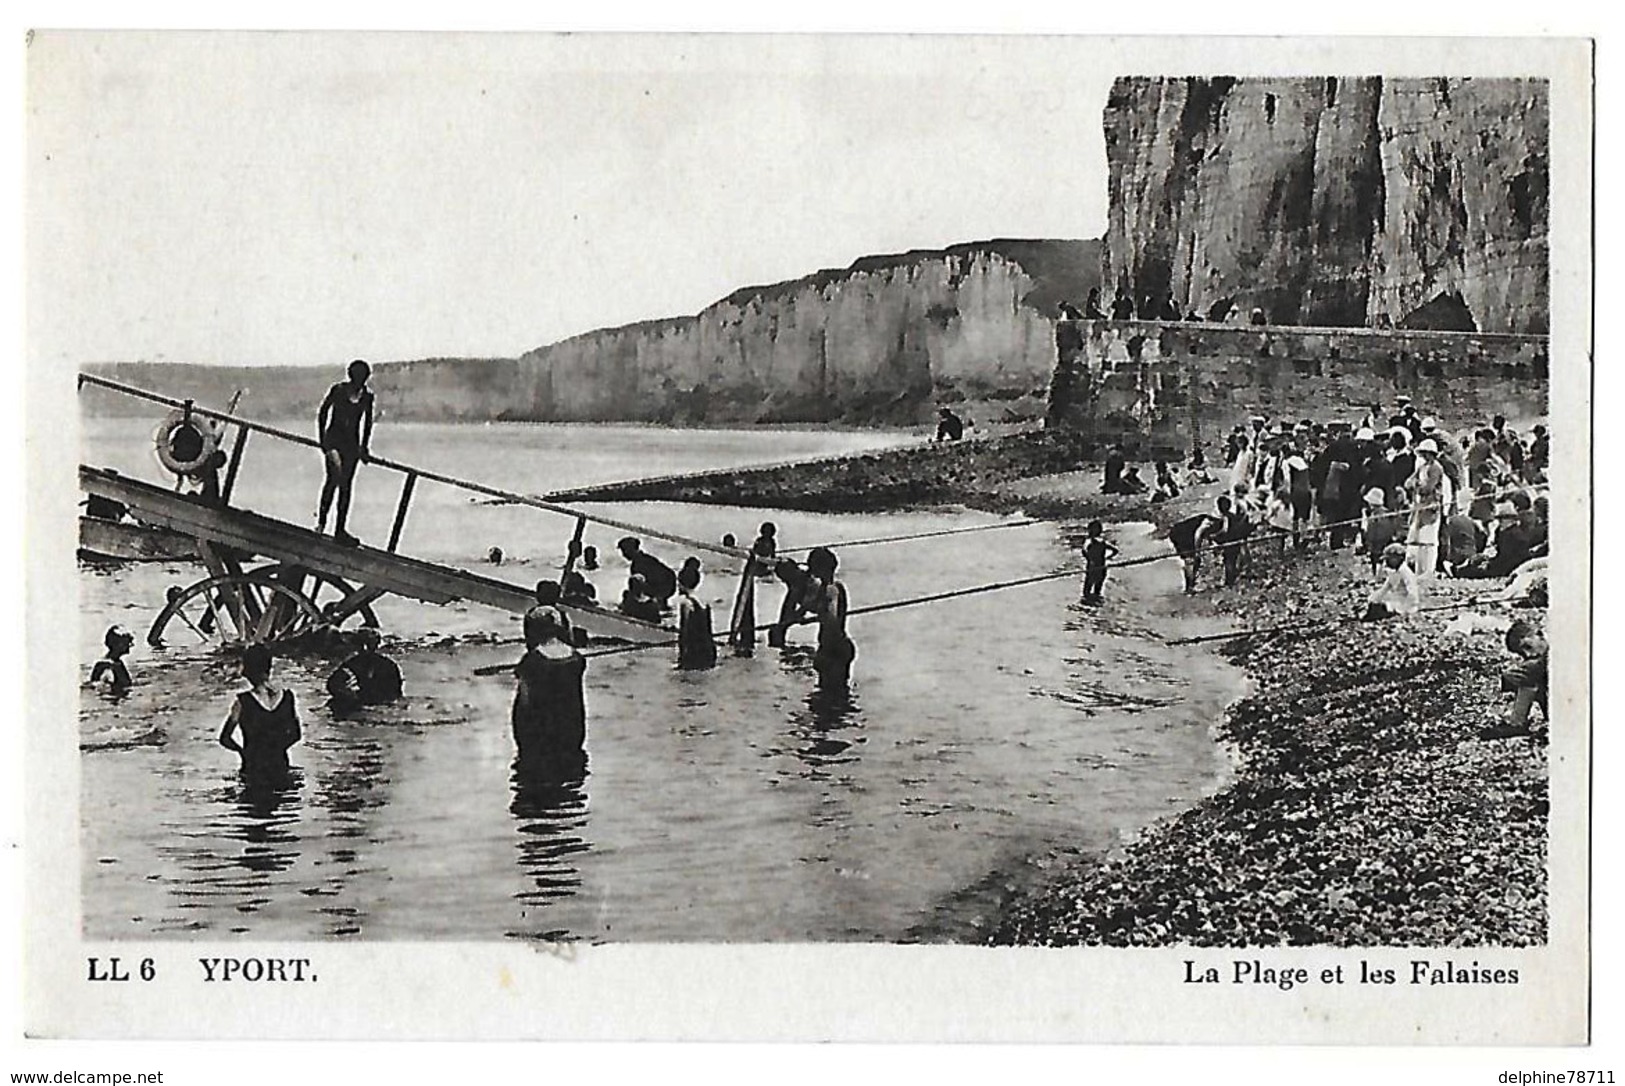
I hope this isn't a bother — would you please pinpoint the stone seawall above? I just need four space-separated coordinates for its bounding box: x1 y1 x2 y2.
1046 319 1549 459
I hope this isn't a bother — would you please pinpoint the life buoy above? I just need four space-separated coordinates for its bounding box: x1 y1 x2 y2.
153 409 221 476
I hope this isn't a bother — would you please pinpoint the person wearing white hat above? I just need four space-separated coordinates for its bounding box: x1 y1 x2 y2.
1408 438 1446 577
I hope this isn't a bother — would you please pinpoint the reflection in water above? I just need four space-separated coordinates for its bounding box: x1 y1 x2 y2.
229 769 305 874
160 768 305 932
784 686 864 775
508 751 591 940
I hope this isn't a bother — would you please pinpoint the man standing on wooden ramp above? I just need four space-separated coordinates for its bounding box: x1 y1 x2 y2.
316 359 375 546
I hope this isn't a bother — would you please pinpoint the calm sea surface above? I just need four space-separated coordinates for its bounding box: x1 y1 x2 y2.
79 416 1243 942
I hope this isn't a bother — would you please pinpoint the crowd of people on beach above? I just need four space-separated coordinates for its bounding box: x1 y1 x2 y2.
1088 398 1550 604
1096 396 1551 740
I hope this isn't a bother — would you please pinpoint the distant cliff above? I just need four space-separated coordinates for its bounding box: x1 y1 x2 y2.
383 239 1099 427
1102 77 1547 333
83 239 1100 427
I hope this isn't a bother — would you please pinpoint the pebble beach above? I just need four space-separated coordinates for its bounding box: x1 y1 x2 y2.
990 547 1549 948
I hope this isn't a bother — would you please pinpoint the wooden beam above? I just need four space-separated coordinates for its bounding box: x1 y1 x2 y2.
220 424 250 506
387 472 417 553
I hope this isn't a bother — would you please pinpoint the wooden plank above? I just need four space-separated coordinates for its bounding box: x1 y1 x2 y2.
79 467 674 643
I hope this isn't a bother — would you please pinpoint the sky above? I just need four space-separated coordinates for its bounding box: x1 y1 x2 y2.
27 33 1113 368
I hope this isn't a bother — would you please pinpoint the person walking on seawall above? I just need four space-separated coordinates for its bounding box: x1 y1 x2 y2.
804 547 855 690
1080 520 1120 604
1084 288 1106 320
316 359 375 546
218 645 301 781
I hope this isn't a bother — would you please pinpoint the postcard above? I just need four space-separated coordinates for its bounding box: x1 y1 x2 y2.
25 30 1592 1044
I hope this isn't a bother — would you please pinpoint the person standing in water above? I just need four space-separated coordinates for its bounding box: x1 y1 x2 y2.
316 359 375 546
511 610 587 764
750 522 778 578
1080 520 1120 604
804 547 854 689
676 562 718 670
218 645 301 780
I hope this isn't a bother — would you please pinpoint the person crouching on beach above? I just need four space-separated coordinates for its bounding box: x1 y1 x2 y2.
1483 619 1548 740
218 645 301 781
1170 507 1222 595
1361 544 1420 621
511 609 587 764
1080 520 1120 604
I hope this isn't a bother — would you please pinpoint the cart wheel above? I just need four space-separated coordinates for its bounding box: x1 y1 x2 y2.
148 571 324 648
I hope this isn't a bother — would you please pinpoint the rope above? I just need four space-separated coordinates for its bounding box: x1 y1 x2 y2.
780 518 1043 555
1103 477 1550 573
78 372 750 562
1163 594 1523 647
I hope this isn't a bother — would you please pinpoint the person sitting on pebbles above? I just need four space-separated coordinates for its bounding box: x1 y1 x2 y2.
1483 619 1548 740
1361 543 1421 621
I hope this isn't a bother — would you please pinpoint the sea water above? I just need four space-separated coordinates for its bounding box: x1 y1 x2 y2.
78 416 1244 942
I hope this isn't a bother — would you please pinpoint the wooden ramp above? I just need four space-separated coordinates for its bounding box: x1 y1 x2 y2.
80 466 672 644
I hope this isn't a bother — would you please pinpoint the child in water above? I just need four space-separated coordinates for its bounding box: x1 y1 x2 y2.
218 645 301 780
90 626 135 697
750 522 778 578
1080 521 1120 605
676 561 718 670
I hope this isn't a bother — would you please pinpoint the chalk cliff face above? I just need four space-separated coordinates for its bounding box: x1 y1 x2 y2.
383 239 1099 427
83 241 1099 427
1102 77 1547 333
